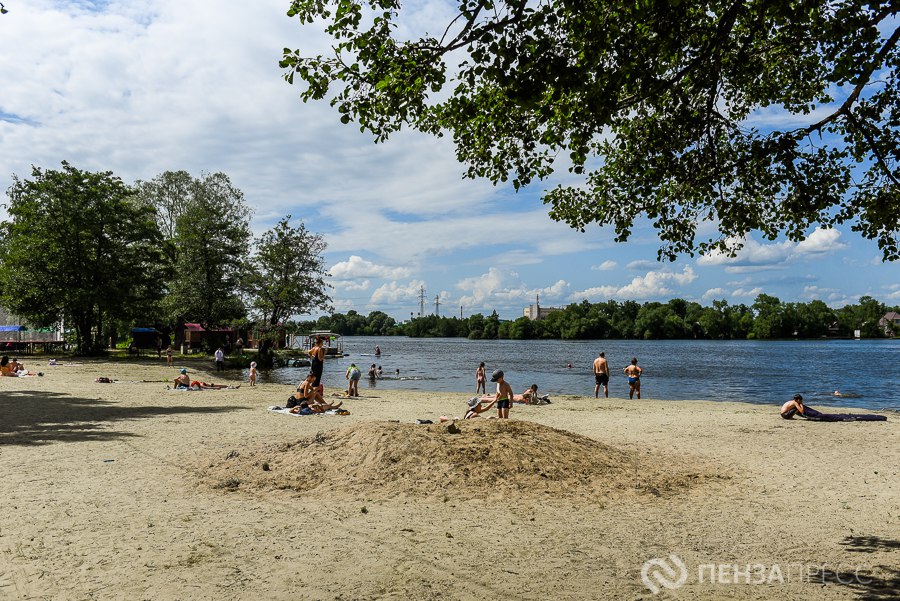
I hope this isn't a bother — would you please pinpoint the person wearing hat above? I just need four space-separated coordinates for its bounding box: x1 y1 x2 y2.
490 369 513 419
173 368 191 388
464 395 497 419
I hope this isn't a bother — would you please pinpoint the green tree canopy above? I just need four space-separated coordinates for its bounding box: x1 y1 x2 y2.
282 0 900 260
244 216 332 327
166 172 252 327
0 163 164 354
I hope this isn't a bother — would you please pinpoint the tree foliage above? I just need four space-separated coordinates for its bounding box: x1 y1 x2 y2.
244 216 332 326
282 0 900 260
166 172 252 327
311 295 897 340
0 163 164 354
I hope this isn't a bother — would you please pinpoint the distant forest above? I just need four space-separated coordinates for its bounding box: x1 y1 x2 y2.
298 295 898 340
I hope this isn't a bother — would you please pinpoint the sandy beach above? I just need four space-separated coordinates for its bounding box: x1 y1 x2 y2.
1 357 897 600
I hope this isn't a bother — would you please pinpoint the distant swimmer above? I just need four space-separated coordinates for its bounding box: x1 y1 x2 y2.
566 363 573 369
374 345 381 356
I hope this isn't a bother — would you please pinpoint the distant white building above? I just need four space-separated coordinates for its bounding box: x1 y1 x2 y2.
523 297 563 321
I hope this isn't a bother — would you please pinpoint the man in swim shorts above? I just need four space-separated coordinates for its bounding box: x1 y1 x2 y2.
491 369 513 419
593 351 609 398
623 357 642 399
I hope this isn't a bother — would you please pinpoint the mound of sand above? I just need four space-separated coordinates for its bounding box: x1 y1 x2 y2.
196 420 713 500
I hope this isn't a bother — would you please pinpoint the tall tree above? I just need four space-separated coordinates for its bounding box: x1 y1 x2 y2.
283 0 900 260
134 170 193 266
244 216 332 327
0 163 164 354
168 172 252 327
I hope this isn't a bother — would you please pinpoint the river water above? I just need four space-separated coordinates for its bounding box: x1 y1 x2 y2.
260 337 900 411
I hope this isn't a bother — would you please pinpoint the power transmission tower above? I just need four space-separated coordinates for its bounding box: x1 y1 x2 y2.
418 286 426 317
434 295 441 316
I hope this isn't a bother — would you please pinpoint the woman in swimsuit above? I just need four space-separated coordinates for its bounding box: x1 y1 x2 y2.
308 336 326 388
475 362 486 394
623 357 642 399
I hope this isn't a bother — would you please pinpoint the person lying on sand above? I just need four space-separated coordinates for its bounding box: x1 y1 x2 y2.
780 394 886 422
189 381 239 390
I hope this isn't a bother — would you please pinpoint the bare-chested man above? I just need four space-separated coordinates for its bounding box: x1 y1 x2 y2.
490 369 513 419
593 351 609 398
623 357 643 399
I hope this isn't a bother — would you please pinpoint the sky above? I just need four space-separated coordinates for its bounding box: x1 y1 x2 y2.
1 0 898 322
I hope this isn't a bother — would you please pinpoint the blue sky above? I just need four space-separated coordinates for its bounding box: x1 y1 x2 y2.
1 1 897 321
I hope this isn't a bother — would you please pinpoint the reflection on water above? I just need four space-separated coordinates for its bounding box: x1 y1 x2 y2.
249 337 899 411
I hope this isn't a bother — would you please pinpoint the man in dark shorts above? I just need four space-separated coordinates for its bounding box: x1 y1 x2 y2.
490 369 513 419
593 351 609 398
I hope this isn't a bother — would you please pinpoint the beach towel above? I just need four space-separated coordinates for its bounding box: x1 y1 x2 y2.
268 406 349 416
801 406 887 422
269 406 314 415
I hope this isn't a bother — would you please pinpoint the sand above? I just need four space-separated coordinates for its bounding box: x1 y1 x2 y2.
1 357 897 600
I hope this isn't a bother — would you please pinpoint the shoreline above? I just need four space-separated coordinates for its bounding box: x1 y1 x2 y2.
1 359 897 599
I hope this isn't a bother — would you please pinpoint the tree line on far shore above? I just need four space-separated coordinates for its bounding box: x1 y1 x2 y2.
0 163 331 355
304 295 898 340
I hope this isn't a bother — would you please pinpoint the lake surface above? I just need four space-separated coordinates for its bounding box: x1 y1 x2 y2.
260 337 900 411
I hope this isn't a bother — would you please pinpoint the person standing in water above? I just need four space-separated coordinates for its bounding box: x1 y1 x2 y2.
623 357 643 399
475 362 486 394
593 351 609 398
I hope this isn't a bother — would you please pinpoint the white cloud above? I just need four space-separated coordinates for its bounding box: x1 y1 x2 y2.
330 255 413 280
698 228 846 273
572 266 697 301
333 280 372 293
455 268 569 311
731 287 764 298
795 227 846 255
702 287 726 301
592 260 617 271
370 279 427 306
802 285 837 300
626 260 658 271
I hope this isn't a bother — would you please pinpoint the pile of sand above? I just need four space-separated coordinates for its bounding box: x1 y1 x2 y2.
196 420 715 500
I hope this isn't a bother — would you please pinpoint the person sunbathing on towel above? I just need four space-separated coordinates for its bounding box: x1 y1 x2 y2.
289 371 342 412
780 393 886 422
189 380 239 390
479 384 539 405
173 369 191 388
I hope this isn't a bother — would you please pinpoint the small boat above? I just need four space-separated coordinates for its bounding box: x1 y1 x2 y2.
301 331 345 358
